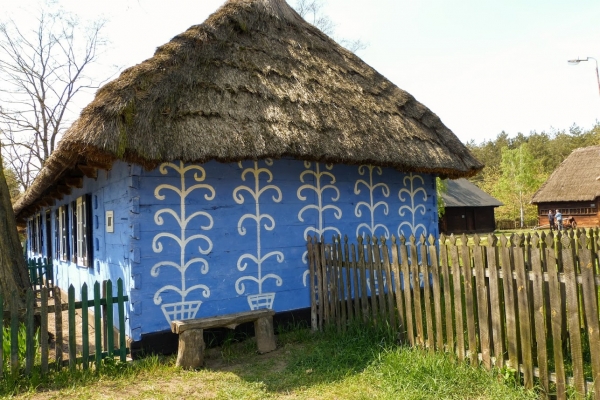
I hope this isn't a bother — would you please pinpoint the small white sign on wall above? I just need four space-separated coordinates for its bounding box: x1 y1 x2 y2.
106 210 114 233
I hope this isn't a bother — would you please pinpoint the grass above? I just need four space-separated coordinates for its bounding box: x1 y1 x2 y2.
1 323 538 400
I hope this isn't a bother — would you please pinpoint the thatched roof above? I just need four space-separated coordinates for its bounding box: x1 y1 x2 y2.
14 0 482 221
443 179 502 208
532 145 600 203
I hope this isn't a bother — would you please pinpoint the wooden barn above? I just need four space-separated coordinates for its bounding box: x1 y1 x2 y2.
532 145 600 228
14 0 482 352
439 178 502 234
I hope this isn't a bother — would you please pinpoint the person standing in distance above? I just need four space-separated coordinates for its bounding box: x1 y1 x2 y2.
555 209 563 231
548 210 554 231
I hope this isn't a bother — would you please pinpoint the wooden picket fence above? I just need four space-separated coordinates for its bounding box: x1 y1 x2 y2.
0 279 129 378
306 230 600 399
27 257 54 294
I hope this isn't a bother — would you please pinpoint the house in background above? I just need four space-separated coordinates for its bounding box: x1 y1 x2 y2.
532 145 600 227
14 0 483 353
439 178 502 234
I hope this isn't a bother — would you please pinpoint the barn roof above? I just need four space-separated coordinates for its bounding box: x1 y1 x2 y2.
443 179 503 208
532 145 600 203
14 0 482 220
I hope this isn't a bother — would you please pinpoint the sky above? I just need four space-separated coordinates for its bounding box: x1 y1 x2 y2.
2 0 600 144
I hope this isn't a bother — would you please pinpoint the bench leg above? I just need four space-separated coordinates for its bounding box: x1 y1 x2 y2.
176 328 204 369
254 316 276 353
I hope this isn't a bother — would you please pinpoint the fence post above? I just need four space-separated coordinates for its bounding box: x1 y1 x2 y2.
25 288 34 375
10 291 19 376
106 280 115 356
68 285 76 371
82 283 89 370
94 281 102 371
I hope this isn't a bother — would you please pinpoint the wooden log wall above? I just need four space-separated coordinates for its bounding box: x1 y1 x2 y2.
307 230 600 399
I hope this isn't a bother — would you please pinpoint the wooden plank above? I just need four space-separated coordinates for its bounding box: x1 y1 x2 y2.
107 281 115 355
561 234 585 396
400 235 415 346
318 235 327 330
41 287 49 375
25 288 34 375
68 285 76 370
546 233 566 399
54 287 63 370
514 235 534 389
530 233 549 395
171 309 276 333
327 243 337 328
358 236 369 323
439 233 454 353
11 291 19 375
373 237 387 323
381 237 397 333
329 242 340 331
473 234 491 370
94 282 102 370
307 237 317 331
118 279 127 362
391 236 405 342
420 235 434 351
337 236 347 331
82 283 90 370
461 234 477 366
365 236 378 322
428 235 443 352
500 234 518 369
449 235 465 361
579 232 600 399
410 236 424 347
344 236 353 323
351 243 361 324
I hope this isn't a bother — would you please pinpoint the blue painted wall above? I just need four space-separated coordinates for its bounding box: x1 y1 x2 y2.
26 158 439 342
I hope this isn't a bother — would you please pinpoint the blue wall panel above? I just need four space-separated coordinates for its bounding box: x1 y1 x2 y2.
132 159 439 339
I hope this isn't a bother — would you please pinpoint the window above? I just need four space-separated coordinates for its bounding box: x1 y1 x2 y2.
29 213 43 255
58 205 69 261
54 209 60 260
68 195 92 267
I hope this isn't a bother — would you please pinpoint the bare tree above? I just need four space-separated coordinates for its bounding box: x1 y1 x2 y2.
293 0 367 53
0 6 109 191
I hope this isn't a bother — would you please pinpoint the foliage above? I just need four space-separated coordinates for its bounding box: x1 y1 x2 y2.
2 323 40 372
436 177 448 218
467 123 600 227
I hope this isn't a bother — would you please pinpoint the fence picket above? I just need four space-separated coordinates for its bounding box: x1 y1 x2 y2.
409 236 424 347
82 283 90 369
420 235 434 352
562 235 585 395
307 237 317 331
373 237 387 323
499 234 518 370
40 287 49 374
439 234 454 353
118 279 127 362
25 288 34 375
319 235 327 329
351 242 361 324
428 235 443 352
460 234 477 366
530 234 549 395
106 281 115 355
391 236 405 341
546 233 566 399
358 236 369 323
473 235 491 370
400 235 415 346
54 287 63 370
94 281 102 370
10 291 19 376
513 235 534 389
449 235 465 361
366 237 379 322
344 236 353 323
381 238 396 333
68 285 76 370
579 233 600 398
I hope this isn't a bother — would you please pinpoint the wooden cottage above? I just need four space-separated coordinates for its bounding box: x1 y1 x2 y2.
439 178 502 234
14 0 482 353
532 145 600 228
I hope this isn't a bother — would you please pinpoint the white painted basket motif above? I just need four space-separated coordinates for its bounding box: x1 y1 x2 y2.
247 293 275 310
161 300 203 323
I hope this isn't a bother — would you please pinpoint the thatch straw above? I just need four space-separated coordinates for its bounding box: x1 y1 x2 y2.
532 145 600 203
14 0 482 219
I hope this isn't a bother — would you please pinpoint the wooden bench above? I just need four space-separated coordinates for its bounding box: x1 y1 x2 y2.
170 309 276 369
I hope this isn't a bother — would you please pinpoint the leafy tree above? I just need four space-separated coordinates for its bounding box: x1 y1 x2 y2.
495 143 544 228
436 177 448 218
0 5 108 190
